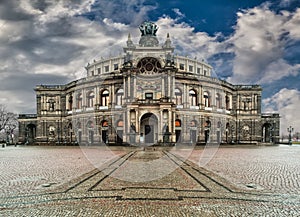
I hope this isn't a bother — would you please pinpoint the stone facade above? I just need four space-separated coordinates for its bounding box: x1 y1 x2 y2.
18 22 280 145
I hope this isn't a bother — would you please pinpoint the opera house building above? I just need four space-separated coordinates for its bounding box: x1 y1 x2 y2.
18 22 280 146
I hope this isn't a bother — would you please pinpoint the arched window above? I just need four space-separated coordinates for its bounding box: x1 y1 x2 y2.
76 93 82 109
189 89 197 106
101 90 109 106
68 95 73 110
175 119 181 127
190 120 197 143
117 120 124 127
225 95 230 110
87 121 94 129
116 89 124 106
87 91 95 108
175 88 182 105
48 98 55 111
203 91 211 107
102 120 108 127
216 93 222 109
137 57 162 74
190 120 197 127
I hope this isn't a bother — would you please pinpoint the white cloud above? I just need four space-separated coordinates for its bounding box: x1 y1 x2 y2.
0 0 299 126
0 0 153 113
172 8 185 18
263 88 300 135
260 59 300 83
227 5 300 84
156 16 225 60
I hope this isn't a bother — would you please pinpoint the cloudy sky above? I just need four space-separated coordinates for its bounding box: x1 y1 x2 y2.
0 0 299 135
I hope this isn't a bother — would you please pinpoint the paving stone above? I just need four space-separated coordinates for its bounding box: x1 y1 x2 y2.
0 145 299 216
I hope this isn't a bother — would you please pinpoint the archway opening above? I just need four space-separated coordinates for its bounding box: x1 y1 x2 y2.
175 119 182 143
140 113 158 144
262 123 272 143
26 124 36 144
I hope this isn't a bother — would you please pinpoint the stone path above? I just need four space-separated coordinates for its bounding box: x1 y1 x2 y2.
1 146 300 216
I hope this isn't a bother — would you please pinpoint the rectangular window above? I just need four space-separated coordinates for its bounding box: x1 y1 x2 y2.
97 68 101 74
145 93 153 100
204 70 207 76
197 68 201 74
179 63 184 70
105 65 109 72
114 64 119 70
189 65 193 72
91 70 94 76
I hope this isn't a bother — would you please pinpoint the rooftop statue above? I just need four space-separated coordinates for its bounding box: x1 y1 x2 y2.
139 21 158 36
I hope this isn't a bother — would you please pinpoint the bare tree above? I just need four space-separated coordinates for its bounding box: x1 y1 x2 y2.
0 104 18 143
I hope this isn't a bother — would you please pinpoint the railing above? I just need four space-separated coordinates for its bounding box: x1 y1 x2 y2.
18 114 37 119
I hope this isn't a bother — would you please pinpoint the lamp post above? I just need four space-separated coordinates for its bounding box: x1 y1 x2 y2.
287 126 293 146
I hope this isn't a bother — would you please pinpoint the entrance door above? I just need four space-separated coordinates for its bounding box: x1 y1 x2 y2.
262 124 271 142
102 130 107 143
190 130 197 143
88 130 94 144
145 125 154 143
217 131 221 143
140 113 158 145
175 130 181 142
77 131 82 144
117 130 123 144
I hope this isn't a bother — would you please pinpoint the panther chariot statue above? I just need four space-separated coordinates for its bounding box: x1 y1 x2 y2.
138 21 159 47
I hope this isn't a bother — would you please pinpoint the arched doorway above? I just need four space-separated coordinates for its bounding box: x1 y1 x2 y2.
87 121 94 145
204 120 211 143
225 122 230 143
175 119 182 143
140 113 158 144
101 120 108 144
190 120 198 143
216 121 222 143
26 124 36 144
116 120 124 144
262 123 272 142
76 122 82 144
67 123 73 144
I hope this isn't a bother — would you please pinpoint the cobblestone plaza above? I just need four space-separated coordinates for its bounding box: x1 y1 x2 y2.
0 145 299 216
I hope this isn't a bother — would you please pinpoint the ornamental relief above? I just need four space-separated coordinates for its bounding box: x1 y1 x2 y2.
136 79 162 92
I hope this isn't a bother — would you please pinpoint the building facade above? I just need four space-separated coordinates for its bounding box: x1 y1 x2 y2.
18 22 280 145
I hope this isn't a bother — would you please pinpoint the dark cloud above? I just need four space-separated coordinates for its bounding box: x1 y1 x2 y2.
83 0 158 26
0 73 70 92
0 1 33 21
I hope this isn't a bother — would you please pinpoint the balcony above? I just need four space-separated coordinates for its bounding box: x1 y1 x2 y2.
190 105 199 110
86 107 94 111
99 106 109 110
176 105 183 109
137 97 171 105
204 107 213 111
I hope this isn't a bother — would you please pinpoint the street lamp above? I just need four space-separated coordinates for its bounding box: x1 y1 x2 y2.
287 126 294 146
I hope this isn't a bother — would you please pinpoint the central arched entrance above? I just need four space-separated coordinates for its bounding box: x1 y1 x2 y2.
262 123 272 143
140 113 158 145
